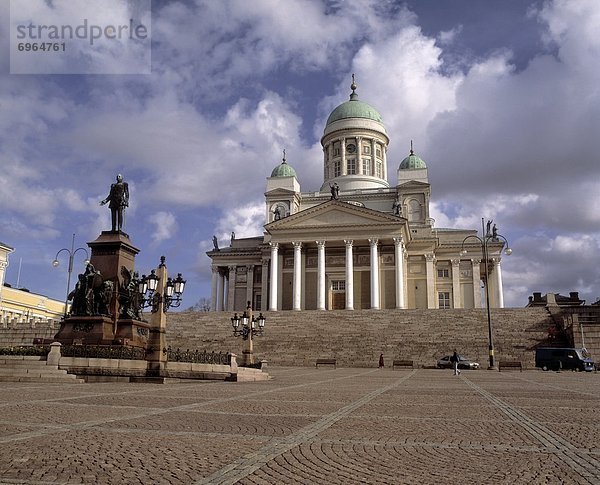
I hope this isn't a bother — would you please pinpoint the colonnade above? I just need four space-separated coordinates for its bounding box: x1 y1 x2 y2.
209 244 505 312
267 238 406 311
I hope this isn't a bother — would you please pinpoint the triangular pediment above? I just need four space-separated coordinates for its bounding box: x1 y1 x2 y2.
397 180 430 189
266 200 406 233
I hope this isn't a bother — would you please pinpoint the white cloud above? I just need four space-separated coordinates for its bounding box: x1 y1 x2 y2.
148 211 178 245
438 25 463 46
215 202 265 245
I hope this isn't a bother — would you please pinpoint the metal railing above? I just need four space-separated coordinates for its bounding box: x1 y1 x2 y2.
60 345 146 360
0 345 50 356
163 347 231 365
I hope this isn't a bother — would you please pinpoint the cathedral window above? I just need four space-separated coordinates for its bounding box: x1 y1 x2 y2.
332 280 345 291
362 158 371 175
333 142 340 157
347 158 356 174
376 145 382 158
363 145 371 154
334 160 341 177
375 161 382 178
437 269 449 278
438 292 451 309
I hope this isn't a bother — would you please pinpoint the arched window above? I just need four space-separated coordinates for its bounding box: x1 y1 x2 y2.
408 199 421 222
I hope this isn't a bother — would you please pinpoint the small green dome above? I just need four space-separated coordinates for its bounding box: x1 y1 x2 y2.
270 153 297 177
399 147 427 170
325 78 383 126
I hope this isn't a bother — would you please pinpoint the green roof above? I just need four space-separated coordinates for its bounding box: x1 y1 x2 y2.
270 160 297 178
326 79 383 126
326 96 383 126
399 150 427 170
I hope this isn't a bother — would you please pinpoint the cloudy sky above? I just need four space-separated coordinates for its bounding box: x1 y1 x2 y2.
1 0 599 309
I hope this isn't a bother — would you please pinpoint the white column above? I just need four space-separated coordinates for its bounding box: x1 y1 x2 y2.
425 253 436 309
383 145 388 180
492 257 504 308
369 238 380 309
227 265 236 311
471 259 482 308
292 242 302 311
217 269 225 312
210 266 218 311
451 259 461 309
344 240 354 310
269 243 279 311
246 265 254 309
341 138 347 175
261 259 269 311
317 240 326 310
370 139 376 175
393 237 405 309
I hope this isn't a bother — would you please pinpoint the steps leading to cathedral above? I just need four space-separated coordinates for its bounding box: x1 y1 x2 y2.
0 308 563 369
167 308 556 368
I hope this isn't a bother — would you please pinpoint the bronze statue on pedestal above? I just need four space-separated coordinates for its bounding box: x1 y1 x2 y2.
100 174 129 232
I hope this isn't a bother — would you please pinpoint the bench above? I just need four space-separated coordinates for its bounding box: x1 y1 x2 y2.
316 358 336 368
392 360 414 369
498 360 523 372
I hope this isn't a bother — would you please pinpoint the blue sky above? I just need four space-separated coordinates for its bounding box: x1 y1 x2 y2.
1 0 599 308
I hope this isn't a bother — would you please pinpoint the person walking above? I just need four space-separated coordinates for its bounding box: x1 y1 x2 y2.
450 350 460 375
378 353 384 368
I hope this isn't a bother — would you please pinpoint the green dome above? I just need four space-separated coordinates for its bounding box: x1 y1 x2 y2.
399 149 427 170
270 160 297 178
326 96 383 126
326 77 383 126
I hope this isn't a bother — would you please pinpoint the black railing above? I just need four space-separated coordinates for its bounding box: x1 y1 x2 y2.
163 347 231 365
61 345 146 360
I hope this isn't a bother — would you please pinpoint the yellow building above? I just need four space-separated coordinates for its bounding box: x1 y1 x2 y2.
0 240 65 326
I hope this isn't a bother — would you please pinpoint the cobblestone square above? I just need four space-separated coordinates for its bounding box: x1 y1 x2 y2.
1 368 599 484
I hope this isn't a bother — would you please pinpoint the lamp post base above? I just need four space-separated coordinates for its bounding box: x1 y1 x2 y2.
242 349 254 366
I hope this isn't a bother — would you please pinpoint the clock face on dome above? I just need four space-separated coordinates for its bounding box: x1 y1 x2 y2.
346 143 356 154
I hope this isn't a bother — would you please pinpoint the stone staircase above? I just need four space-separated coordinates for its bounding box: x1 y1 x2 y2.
167 308 556 368
0 355 85 383
0 325 57 347
0 308 559 370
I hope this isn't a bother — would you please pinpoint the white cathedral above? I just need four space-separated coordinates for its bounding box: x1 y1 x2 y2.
207 79 507 312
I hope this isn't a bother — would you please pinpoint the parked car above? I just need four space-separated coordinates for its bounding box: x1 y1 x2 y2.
535 347 595 372
437 355 480 370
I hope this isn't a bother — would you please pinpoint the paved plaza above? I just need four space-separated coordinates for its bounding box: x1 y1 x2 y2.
0 367 599 484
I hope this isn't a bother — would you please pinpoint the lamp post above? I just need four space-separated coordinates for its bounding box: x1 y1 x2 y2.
460 219 512 370
137 256 186 314
134 256 186 372
231 301 266 366
52 233 90 319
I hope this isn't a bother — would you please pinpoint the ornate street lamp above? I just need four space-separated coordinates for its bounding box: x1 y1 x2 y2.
137 257 186 314
460 219 512 370
231 301 266 366
52 233 90 319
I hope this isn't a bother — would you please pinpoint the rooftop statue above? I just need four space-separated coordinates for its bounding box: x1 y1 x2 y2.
100 174 129 232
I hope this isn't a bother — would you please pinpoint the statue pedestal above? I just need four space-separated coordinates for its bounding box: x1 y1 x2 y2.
87 231 140 318
114 319 151 348
53 316 116 346
88 231 139 279
52 316 150 348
